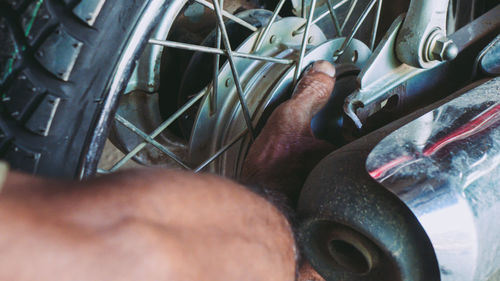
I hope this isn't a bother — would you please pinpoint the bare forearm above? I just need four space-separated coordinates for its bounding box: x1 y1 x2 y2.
0 169 297 281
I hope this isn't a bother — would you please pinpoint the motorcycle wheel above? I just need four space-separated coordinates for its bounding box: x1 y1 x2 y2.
0 0 486 178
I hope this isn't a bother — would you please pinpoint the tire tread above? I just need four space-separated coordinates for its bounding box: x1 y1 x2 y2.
0 0 159 176
0 0 94 174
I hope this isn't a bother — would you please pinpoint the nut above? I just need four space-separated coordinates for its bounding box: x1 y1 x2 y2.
430 37 458 61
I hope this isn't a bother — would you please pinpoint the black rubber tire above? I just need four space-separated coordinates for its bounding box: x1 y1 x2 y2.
0 0 167 178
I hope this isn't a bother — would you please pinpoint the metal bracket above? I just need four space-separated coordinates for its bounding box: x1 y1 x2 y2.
344 4 500 129
395 0 457 68
344 15 426 128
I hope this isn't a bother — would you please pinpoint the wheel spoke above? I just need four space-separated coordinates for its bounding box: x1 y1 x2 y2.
301 0 307 18
211 0 256 140
253 0 286 52
211 0 224 115
109 89 208 171
148 39 294 64
327 0 342 36
293 0 317 85
194 0 257 32
194 130 248 172
115 114 191 169
293 0 349 35
340 0 358 32
149 38 223 52
370 0 382 50
231 52 293 64
334 0 377 59
97 168 109 174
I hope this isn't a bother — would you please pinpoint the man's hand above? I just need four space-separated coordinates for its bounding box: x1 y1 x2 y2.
241 60 337 206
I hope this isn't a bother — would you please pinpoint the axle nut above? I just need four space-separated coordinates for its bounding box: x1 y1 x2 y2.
430 36 458 61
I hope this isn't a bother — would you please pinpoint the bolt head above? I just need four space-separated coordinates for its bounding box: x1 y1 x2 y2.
431 37 458 61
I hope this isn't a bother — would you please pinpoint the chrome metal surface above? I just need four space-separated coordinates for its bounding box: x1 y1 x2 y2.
395 0 451 68
298 86 446 281
366 77 500 281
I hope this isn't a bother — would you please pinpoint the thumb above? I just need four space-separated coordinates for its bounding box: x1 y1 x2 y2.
291 60 336 117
